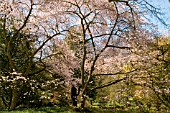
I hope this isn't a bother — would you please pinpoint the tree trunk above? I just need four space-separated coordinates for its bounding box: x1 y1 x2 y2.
9 88 18 110
81 95 85 108
0 98 5 110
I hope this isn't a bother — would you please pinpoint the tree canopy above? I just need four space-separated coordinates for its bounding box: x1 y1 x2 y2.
0 0 169 112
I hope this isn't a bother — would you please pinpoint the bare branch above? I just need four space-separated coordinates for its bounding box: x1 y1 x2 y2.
24 32 61 76
94 69 136 76
91 77 127 91
106 45 132 49
15 1 34 35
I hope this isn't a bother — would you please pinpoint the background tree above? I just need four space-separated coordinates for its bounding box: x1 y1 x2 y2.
0 0 65 110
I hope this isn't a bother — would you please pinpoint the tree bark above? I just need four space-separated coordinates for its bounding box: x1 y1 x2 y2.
80 95 85 108
9 88 18 110
0 98 5 109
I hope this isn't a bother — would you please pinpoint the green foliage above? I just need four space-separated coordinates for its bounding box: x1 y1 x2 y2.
0 26 66 109
149 38 170 109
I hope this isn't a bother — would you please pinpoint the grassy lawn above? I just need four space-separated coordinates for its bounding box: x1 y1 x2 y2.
0 107 169 113
0 107 122 113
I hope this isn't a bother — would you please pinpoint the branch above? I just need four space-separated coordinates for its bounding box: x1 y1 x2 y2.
28 68 46 76
91 77 127 91
18 2 33 32
80 17 87 88
28 66 46 76
3 16 16 71
94 70 136 76
81 2 120 95
125 1 136 30
24 32 61 76
3 1 34 72
13 1 34 38
91 69 138 91
106 45 132 49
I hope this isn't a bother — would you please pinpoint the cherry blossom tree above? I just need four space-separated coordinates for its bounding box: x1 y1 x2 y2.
41 0 156 108
0 0 163 110
0 0 66 110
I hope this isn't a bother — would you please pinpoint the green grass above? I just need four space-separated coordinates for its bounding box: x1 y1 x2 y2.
0 107 78 113
0 107 112 113
0 107 169 113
